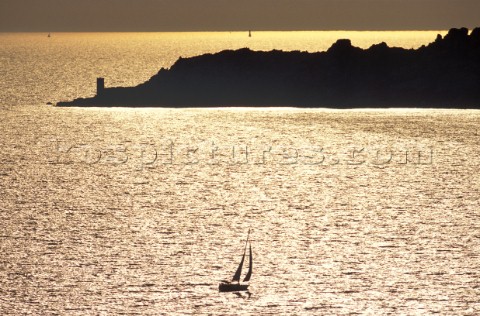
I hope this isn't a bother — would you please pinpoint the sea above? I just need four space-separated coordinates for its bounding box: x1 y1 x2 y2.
0 31 479 315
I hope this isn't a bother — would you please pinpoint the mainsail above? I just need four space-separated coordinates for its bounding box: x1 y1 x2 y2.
232 229 250 282
243 244 252 282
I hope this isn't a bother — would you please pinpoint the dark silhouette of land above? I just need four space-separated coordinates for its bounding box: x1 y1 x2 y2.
57 27 480 108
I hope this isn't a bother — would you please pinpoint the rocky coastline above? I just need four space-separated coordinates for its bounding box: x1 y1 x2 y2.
57 28 480 108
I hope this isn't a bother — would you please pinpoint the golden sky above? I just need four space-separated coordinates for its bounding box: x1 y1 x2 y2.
1 0 479 32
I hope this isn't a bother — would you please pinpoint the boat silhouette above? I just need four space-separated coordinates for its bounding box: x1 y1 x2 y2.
219 230 252 292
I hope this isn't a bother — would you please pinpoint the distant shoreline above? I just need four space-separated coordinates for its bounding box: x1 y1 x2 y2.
57 27 480 109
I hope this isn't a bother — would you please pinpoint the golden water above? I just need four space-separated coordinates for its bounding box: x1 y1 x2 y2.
0 32 479 315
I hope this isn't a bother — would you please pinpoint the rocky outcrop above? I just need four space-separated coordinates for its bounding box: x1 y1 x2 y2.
57 28 480 108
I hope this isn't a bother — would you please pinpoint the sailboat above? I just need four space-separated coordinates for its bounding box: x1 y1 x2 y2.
219 230 252 292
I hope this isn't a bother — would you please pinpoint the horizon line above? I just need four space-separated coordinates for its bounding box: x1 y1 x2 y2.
0 28 464 34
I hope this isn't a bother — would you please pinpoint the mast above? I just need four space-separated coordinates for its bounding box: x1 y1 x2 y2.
232 230 250 282
243 243 252 282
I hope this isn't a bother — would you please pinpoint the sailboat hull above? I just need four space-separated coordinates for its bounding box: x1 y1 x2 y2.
219 282 249 292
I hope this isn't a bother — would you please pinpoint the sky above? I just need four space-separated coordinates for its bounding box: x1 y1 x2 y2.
1 0 479 32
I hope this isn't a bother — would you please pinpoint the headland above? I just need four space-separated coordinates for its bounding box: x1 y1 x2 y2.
57 28 480 108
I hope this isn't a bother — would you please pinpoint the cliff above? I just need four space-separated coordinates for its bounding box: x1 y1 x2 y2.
57 28 480 108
